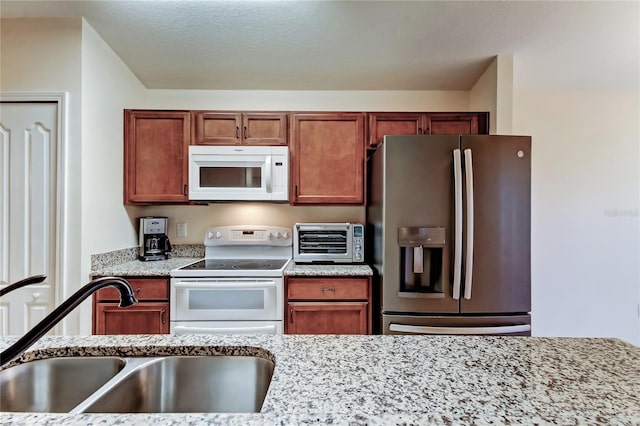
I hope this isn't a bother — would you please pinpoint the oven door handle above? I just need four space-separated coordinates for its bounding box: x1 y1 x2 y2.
173 281 277 289
173 325 277 334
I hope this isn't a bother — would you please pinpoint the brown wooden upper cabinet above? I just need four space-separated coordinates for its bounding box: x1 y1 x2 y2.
367 112 489 149
193 111 288 145
124 110 190 204
290 113 365 205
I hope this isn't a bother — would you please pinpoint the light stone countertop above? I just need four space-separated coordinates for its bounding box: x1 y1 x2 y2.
1 334 639 425
91 258 373 277
91 257 201 277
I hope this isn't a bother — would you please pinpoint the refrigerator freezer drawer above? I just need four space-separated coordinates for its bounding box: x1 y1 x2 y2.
383 314 531 336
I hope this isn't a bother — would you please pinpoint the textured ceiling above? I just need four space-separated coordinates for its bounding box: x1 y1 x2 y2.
1 1 638 90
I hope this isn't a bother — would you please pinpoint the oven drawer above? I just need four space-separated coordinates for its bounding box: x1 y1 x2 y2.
287 277 368 300
171 320 283 335
170 278 283 322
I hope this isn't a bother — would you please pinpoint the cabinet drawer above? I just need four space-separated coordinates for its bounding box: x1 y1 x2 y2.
287 277 368 300
95 277 169 301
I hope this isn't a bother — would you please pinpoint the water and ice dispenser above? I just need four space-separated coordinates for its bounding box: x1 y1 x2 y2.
398 227 445 295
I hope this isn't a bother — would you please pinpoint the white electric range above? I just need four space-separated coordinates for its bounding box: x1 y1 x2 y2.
170 225 292 335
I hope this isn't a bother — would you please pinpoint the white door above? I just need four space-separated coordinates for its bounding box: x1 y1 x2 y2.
0 102 57 336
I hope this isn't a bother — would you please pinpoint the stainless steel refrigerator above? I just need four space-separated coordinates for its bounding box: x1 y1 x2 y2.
367 135 531 335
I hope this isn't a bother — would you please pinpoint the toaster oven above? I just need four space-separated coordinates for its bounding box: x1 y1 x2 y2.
293 223 365 264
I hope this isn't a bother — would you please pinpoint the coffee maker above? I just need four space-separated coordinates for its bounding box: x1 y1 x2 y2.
138 217 172 261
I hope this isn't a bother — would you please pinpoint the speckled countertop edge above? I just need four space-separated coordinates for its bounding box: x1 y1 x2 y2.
2 335 639 424
91 258 373 277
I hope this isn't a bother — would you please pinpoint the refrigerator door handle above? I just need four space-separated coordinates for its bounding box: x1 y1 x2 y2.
389 323 531 335
463 148 474 300
452 149 463 300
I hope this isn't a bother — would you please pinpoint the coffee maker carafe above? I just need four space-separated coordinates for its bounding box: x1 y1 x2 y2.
138 217 172 261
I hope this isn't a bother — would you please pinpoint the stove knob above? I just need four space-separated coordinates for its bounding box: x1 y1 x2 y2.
275 232 283 240
282 231 290 239
207 231 214 239
268 232 275 239
215 231 222 239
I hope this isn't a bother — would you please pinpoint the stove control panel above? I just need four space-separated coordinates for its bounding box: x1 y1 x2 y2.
204 226 292 246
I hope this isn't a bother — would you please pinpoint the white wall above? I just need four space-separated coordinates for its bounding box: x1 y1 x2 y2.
79 19 146 334
470 54 514 135
513 89 640 345
141 89 470 112
0 18 84 332
80 20 145 258
470 57 497 133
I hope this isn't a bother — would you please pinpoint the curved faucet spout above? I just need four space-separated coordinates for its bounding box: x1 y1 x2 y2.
0 277 138 367
0 274 47 297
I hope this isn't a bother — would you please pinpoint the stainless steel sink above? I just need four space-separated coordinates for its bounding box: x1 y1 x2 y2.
0 357 126 412
0 355 275 414
81 356 275 413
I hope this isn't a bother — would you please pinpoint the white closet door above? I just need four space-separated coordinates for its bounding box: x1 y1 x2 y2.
0 102 57 336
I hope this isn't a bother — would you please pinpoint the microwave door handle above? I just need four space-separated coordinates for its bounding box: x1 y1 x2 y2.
264 155 272 193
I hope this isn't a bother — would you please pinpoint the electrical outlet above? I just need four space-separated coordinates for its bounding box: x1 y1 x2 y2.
176 222 187 238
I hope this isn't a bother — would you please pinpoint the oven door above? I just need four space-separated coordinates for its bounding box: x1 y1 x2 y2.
171 320 283 335
171 278 283 321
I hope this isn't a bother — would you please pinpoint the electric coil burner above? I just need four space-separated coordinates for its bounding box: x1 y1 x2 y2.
170 225 292 334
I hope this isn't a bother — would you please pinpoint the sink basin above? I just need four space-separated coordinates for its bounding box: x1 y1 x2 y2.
0 357 126 412
82 356 275 413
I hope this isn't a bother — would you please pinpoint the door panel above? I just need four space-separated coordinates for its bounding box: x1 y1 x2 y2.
383 313 531 335
368 113 423 149
427 114 479 135
0 102 57 335
379 135 460 314
460 135 531 314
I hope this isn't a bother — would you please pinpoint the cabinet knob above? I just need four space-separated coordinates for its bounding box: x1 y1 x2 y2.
161 309 166 324
235 126 240 139
289 309 294 323
321 287 336 292
134 287 141 293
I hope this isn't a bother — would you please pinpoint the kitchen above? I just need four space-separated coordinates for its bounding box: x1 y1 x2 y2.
0 0 639 422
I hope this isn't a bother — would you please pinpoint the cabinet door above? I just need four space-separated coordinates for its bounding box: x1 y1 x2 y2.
291 113 365 204
368 113 423 149
124 110 190 203
94 302 169 335
194 112 243 145
242 113 288 145
426 113 481 135
287 302 368 334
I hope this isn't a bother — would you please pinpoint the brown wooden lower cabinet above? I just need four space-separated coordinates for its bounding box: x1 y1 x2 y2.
285 276 372 334
92 276 169 335
287 302 368 334
94 302 169 334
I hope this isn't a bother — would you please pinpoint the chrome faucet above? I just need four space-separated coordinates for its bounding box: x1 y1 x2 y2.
0 277 138 367
0 274 47 296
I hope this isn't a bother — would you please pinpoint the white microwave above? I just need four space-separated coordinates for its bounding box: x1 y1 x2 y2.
188 145 289 201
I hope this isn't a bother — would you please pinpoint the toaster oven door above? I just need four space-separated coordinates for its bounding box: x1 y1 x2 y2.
294 225 352 263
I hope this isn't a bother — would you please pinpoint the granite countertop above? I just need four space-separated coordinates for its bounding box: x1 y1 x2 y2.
284 262 373 276
91 257 201 277
2 334 639 424
91 258 373 277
